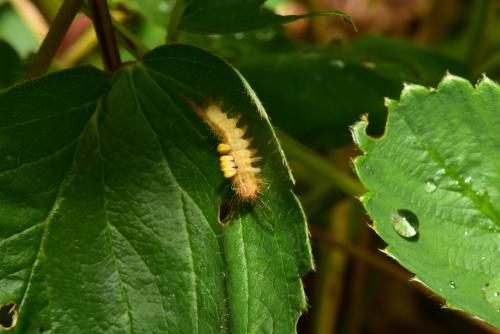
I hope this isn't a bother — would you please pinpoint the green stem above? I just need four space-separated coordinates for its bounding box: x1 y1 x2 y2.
88 0 121 71
464 0 490 65
113 19 149 58
81 4 149 60
277 131 364 196
309 225 410 282
166 0 185 44
27 0 85 79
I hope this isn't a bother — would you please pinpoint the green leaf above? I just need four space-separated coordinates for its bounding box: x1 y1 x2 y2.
238 52 402 148
0 44 312 333
352 74 500 328
0 40 23 89
181 32 468 148
179 0 354 34
345 36 469 85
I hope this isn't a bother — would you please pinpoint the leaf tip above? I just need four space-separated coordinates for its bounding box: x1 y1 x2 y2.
383 97 397 108
379 247 397 261
439 72 471 89
409 276 430 289
401 82 427 99
351 114 377 152
475 74 499 92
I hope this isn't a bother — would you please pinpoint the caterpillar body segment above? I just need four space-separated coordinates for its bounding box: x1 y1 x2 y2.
194 103 263 201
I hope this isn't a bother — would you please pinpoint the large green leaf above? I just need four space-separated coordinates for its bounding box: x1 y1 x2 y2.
179 0 353 34
181 32 467 148
352 74 500 328
0 44 312 333
238 52 402 147
344 36 469 85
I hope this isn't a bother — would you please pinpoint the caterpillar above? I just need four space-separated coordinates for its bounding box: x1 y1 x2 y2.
191 102 262 201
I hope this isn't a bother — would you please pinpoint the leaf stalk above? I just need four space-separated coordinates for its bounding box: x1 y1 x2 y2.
28 0 85 79
278 132 364 196
166 0 185 44
88 0 121 71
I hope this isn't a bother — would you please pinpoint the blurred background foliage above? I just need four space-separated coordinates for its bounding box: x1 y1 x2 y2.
0 0 499 333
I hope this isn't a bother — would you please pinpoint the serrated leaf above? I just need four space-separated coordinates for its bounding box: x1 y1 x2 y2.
180 0 353 34
353 74 500 328
0 44 312 333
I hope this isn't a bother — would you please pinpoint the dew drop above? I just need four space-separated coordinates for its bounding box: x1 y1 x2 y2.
329 59 345 68
464 176 472 184
391 209 419 238
449 281 457 289
424 180 437 193
436 168 446 177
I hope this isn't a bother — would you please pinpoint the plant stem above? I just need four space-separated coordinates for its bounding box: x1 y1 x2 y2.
309 224 410 282
464 0 490 65
80 5 148 60
27 0 84 79
166 0 185 44
277 131 365 196
88 0 121 71
113 19 149 58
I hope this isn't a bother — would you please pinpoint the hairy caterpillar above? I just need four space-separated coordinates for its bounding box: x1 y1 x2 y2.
191 102 262 201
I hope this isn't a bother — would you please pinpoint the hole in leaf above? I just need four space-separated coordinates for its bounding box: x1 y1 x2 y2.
218 201 233 225
0 301 18 329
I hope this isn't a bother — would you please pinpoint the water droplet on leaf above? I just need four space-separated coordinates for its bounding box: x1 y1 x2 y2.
436 168 446 177
449 281 457 289
424 180 437 193
391 209 419 238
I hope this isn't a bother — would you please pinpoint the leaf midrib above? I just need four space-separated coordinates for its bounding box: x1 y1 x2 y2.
398 97 500 229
